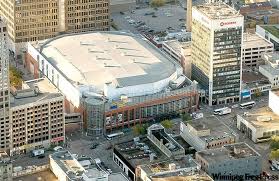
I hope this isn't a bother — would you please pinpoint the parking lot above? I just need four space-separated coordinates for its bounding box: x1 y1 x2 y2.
112 4 187 34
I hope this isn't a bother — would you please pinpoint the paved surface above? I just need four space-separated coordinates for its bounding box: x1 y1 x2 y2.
199 95 277 176
14 170 57 181
112 4 187 33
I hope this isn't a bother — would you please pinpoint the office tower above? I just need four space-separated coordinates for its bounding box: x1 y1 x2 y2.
191 3 244 106
186 0 192 32
0 17 10 151
0 0 110 56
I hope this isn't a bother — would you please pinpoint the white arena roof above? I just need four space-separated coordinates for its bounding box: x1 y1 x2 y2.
40 31 178 90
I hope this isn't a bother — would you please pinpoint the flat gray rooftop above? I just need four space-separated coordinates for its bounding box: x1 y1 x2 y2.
114 137 168 168
10 78 63 107
139 155 197 176
187 115 236 142
194 3 242 20
243 33 273 49
260 64 279 76
39 31 178 90
197 142 260 163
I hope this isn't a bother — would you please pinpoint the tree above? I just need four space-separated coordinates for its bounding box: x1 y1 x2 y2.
181 113 192 122
270 149 279 160
150 0 165 7
9 66 23 88
161 119 173 129
132 124 146 136
270 135 279 150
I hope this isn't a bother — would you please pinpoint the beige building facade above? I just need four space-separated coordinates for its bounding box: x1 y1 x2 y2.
10 78 65 155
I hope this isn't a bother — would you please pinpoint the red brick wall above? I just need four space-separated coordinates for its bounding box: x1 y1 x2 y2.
25 53 40 79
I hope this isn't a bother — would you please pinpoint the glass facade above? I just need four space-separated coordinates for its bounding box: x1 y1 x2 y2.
212 28 242 104
191 17 242 105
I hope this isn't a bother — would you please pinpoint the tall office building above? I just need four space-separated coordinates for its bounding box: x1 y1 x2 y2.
0 17 10 151
0 0 109 56
191 3 244 106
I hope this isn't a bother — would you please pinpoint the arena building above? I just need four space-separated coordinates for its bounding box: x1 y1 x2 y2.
25 31 198 135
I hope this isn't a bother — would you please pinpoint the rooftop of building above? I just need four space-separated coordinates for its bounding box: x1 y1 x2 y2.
13 170 58 181
10 78 63 107
240 1 272 10
108 173 129 181
50 150 108 181
242 71 269 84
247 9 279 20
243 33 273 48
194 3 242 20
150 170 213 181
239 106 279 129
260 64 279 75
114 136 169 168
163 40 191 56
37 31 179 91
186 115 236 142
0 151 10 166
272 89 279 96
260 24 279 39
139 155 197 177
196 142 260 163
263 52 279 63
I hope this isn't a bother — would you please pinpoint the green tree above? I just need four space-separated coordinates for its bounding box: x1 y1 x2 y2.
9 66 23 88
150 0 165 7
270 135 279 150
161 119 173 129
181 113 192 122
270 149 279 160
132 124 146 136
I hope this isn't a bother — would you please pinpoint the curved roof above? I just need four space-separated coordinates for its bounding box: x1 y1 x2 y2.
40 31 178 91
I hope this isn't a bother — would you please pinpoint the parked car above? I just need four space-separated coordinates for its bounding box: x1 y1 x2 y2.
152 15 157 18
120 11 125 15
270 166 276 171
90 143 99 149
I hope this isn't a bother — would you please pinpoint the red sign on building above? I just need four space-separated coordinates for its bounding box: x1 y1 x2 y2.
51 136 64 142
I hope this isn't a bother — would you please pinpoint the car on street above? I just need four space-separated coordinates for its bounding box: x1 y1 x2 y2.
90 143 100 149
270 166 276 171
152 15 157 18
120 12 125 15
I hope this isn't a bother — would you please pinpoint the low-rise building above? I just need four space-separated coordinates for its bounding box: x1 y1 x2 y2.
147 124 185 157
0 151 12 181
195 142 262 181
241 71 271 99
259 52 279 88
10 78 64 155
50 150 111 181
242 33 273 69
138 156 213 181
162 40 192 78
256 24 279 51
236 89 279 142
180 116 237 151
247 9 279 25
239 2 272 16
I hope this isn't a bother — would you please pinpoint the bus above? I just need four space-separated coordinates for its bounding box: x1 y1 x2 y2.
240 101 256 109
213 107 231 115
106 132 124 140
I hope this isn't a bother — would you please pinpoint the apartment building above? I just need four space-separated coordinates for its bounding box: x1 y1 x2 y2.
191 3 244 105
0 17 10 152
10 78 64 155
0 0 109 56
242 33 273 69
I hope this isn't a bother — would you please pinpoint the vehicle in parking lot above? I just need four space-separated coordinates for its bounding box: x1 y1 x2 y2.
125 16 131 19
90 143 100 149
270 166 276 171
144 12 155 16
120 11 125 15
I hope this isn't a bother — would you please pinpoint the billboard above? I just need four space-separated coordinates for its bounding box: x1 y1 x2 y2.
241 90 251 98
